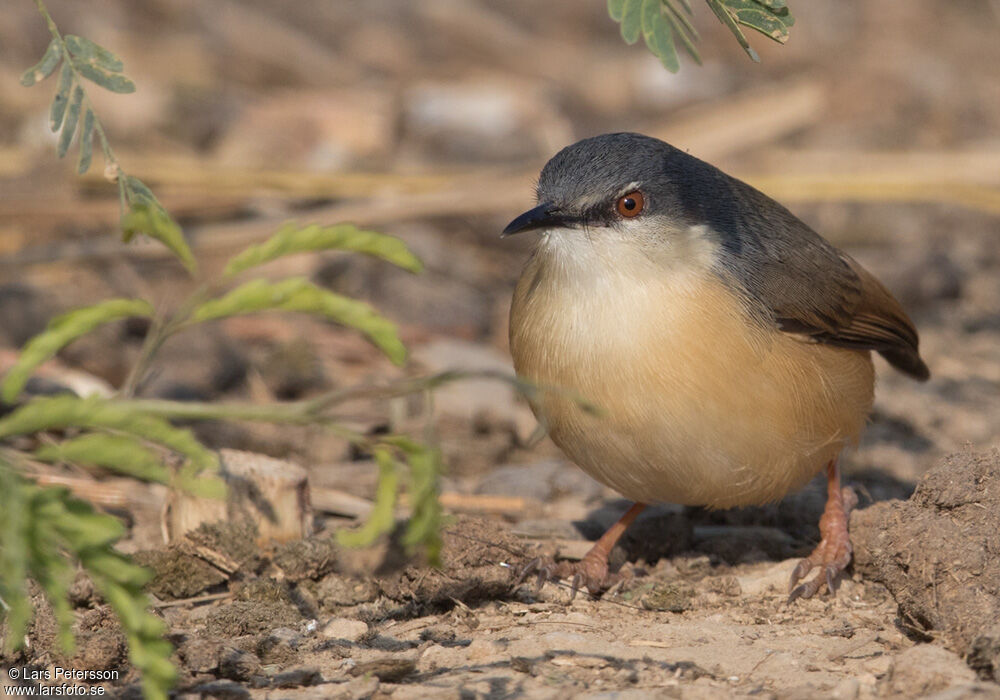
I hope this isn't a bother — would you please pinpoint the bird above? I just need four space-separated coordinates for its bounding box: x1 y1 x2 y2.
502 132 928 601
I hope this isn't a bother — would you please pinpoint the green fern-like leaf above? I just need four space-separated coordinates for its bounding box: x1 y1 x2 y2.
190 278 407 365
22 26 184 266
609 0 793 68
728 0 794 41
0 395 219 475
53 490 174 697
336 437 444 562
27 501 77 652
224 221 424 277
705 0 793 61
0 462 176 700
35 433 171 485
64 35 135 93
337 448 400 548
56 84 84 158
620 0 644 44
20 39 62 87
1 298 154 404
663 0 702 63
77 108 95 174
121 200 197 275
0 461 32 651
642 0 679 72
49 61 73 131
395 439 444 566
64 35 125 73
74 62 136 94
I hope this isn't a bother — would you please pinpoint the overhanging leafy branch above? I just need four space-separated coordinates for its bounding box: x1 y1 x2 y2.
23 0 197 273
608 0 794 72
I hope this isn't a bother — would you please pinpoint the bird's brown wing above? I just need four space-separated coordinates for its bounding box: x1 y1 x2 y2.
741 192 929 381
770 252 929 381
679 162 930 381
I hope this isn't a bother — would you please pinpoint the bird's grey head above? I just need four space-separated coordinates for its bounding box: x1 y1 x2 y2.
502 133 705 241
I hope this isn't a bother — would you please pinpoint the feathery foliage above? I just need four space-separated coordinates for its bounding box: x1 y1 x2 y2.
390 437 445 565
0 458 176 700
608 0 793 71
21 1 193 272
189 277 408 365
8 7 444 699
121 201 197 274
34 433 172 485
336 448 401 549
1 298 153 403
224 221 424 277
336 439 445 566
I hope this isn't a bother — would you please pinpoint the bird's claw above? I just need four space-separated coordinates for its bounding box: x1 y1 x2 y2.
515 557 554 595
787 485 857 604
788 561 843 603
512 554 629 599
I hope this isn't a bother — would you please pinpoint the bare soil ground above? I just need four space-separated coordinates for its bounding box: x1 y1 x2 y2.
1 1 1000 698
10 452 1000 698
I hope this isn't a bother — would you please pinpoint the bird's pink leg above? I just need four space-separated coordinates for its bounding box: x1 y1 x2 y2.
788 459 858 602
518 502 647 598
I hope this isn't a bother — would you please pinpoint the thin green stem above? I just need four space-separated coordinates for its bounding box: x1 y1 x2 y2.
123 369 598 426
33 0 128 213
122 374 486 425
121 397 371 446
116 175 127 212
118 284 211 398
118 314 168 399
124 398 317 424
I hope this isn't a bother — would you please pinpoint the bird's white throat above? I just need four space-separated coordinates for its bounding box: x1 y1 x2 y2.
535 221 722 288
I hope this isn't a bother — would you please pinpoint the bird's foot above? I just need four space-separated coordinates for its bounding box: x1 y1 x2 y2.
515 502 647 600
788 482 858 603
515 551 633 600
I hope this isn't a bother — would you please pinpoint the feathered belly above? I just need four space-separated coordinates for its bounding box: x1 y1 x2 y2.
509 251 874 508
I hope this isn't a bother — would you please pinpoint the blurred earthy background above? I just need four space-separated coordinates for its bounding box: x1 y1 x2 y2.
2 0 997 487
1 1 1000 696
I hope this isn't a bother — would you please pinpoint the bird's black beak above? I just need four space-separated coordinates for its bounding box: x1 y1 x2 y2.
501 202 577 237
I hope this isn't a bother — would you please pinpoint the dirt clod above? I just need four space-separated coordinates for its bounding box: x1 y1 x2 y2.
233 578 294 605
316 575 379 609
72 607 128 671
705 575 742 597
885 644 976 696
133 549 228 600
178 636 224 674
852 449 1000 654
257 627 302 666
205 601 303 638
67 572 99 608
969 625 1000 682
218 646 262 681
272 535 338 582
320 617 369 642
185 520 263 573
376 515 523 606
271 666 322 688
349 657 417 682
640 582 695 613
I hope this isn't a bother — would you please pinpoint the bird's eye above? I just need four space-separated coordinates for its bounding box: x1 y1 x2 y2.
615 190 644 218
